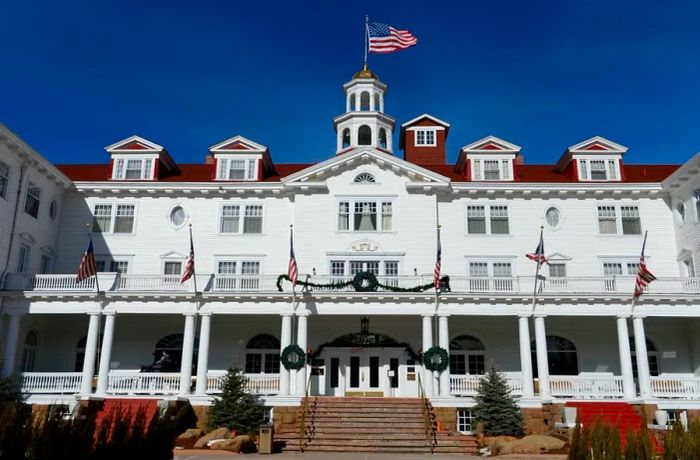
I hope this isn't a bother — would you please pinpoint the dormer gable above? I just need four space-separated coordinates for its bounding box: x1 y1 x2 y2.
105 135 179 181
555 136 628 182
456 136 521 181
399 114 450 166
208 135 275 181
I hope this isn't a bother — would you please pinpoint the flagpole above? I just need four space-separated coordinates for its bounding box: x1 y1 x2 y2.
290 225 296 310
630 231 649 313
364 15 369 66
189 224 198 294
530 226 544 315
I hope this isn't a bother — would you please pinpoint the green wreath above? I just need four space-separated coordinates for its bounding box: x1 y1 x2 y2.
352 271 379 292
423 346 449 373
280 345 306 370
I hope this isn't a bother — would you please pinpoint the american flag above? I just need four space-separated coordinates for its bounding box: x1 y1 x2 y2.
634 235 656 298
180 228 195 283
76 236 97 283
288 227 299 288
526 230 548 265
368 22 417 54
434 228 442 290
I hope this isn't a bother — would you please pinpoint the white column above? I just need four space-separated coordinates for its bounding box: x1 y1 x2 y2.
422 315 434 397
633 316 652 398
1 313 21 377
296 313 308 396
438 315 450 396
534 315 550 399
369 92 376 111
80 314 101 396
95 313 116 395
518 315 535 398
179 314 196 395
616 316 636 399
279 314 293 396
195 313 212 396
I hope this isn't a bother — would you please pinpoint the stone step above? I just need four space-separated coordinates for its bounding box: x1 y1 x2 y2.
277 426 428 436
279 432 438 441
283 445 432 453
283 438 433 448
302 406 424 413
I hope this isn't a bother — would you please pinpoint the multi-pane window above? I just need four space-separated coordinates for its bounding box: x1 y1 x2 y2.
110 261 129 274
24 183 40 218
467 205 509 234
350 261 379 275
469 261 514 291
163 261 182 275
549 263 567 278
626 263 640 275
330 261 346 279
598 204 642 235
578 158 620 181
590 160 607 180
384 261 399 276
338 199 393 232
603 263 623 291
597 206 618 234
415 129 435 146
457 409 476 433
220 204 263 234
469 262 488 277
0 161 8 199
17 244 30 272
470 158 513 181
216 158 257 180
40 255 52 274
92 204 136 233
218 261 237 275
217 260 261 290
483 161 500 180
245 353 280 374
112 158 154 180
621 206 642 235
332 260 397 277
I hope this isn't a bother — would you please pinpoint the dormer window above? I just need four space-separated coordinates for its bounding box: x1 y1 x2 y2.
471 158 513 181
415 129 436 146
112 158 155 180
577 158 620 181
217 157 258 180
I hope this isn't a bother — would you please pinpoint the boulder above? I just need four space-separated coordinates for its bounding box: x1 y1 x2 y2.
483 436 518 454
500 435 566 454
194 427 232 448
177 428 204 440
210 435 257 453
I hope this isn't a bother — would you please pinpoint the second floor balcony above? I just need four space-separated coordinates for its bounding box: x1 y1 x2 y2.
3 272 700 299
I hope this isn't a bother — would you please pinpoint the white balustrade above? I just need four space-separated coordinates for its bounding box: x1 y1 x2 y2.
650 375 700 398
549 374 625 399
450 372 523 396
20 274 95 291
19 372 83 393
205 371 280 395
115 275 189 292
107 372 181 395
213 276 277 292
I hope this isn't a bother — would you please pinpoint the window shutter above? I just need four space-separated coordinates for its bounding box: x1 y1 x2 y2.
472 160 482 180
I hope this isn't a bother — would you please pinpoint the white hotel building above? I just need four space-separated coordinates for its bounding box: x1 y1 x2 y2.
1 65 700 430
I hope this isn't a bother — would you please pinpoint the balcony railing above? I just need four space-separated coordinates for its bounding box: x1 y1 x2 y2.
206 371 280 395
5 272 700 297
107 371 181 395
450 372 524 396
19 372 82 394
549 374 624 399
651 375 700 399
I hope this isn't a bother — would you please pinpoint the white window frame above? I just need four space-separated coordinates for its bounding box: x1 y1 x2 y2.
469 155 513 181
326 259 401 277
95 255 134 274
91 202 138 234
336 197 395 233
161 253 186 275
414 128 437 147
0 161 9 199
218 203 265 235
215 155 259 181
111 155 157 180
17 244 31 272
214 256 264 283
596 203 643 236
457 409 476 434
24 182 41 218
465 203 510 235
577 156 621 182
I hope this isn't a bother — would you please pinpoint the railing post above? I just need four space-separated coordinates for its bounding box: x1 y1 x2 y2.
279 314 293 396
295 313 309 396
1 313 22 378
194 313 212 395
534 315 550 399
518 315 535 398
422 314 434 397
616 315 636 400
80 313 101 396
95 313 116 395
438 315 451 396
179 313 197 395
633 316 652 398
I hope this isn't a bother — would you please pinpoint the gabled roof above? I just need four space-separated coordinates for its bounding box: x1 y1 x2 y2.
105 135 164 153
209 135 268 153
566 136 628 154
281 147 451 185
461 135 521 153
400 113 451 129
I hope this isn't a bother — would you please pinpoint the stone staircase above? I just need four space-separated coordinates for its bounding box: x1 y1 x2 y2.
277 397 477 453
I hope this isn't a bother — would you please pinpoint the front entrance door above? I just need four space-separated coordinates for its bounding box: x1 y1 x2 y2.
325 348 407 397
347 354 382 396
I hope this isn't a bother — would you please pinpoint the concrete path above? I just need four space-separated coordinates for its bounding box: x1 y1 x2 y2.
174 450 567 459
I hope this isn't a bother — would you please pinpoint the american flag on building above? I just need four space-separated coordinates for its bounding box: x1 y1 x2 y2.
76 236 97 283
526 229 548 265
434 227 442 290
288 227 299 288
368 22 417 54
180 228 195 283
634 233 656 298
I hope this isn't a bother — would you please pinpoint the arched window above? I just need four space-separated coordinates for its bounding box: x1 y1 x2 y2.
74 334 103 372
629 337 659 377
378 128 388 149
531 335 578 376
153 333 199 369
360 91 370 111
342 128 351 149
349 94 356 111
449 335 486 375
354 173 376 183
358 125 372 145
22 330 39 372
245 334 280 374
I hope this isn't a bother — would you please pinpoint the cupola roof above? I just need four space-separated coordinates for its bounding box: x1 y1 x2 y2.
352 63 379 80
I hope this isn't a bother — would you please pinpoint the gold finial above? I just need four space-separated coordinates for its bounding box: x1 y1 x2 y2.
352 63 379 80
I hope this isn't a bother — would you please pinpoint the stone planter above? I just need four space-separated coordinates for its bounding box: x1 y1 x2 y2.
563 407 578 425
655 410 668 427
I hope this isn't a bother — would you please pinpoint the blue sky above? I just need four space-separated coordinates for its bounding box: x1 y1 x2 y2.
1 0 699 166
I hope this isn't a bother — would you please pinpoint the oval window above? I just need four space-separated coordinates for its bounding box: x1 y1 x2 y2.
49 200 58 220
169 206 186 228
545 207 560 228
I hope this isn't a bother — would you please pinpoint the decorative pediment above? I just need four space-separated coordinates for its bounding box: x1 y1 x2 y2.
209 135 267 153
401 113 450 129
18 232 36 245
105 135 164 153
160 250 186 259
567 136 628 155
40 246 55 256
547 252 572 261
461 136 521 154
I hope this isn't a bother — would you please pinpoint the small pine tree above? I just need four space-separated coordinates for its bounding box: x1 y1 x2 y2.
208 368 265 434
472 367 524 436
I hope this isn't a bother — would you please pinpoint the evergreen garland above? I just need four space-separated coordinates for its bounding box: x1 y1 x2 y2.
472 367 524 436
209 367 266 435
276 272 450 293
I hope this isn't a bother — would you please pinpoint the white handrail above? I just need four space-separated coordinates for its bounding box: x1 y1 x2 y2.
115 275 189 292
206 371 280 395
107 372 180 395
449 373 523 396
650 375 700 398
549 375 624 399
19 372 83 393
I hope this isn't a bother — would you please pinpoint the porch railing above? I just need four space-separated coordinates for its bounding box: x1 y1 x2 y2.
19 372 82 393
205 371 280 395
107 371 180 395
6 272 700 297
450 372 524 396
651 375 700 399
549 374 624 399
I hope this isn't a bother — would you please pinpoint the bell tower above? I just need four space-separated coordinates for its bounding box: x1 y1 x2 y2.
333 64 396 154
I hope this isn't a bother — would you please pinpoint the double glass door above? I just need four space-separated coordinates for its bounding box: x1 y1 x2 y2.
326 348 403 396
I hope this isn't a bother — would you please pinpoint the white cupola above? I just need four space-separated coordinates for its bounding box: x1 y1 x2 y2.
333 64 396 155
